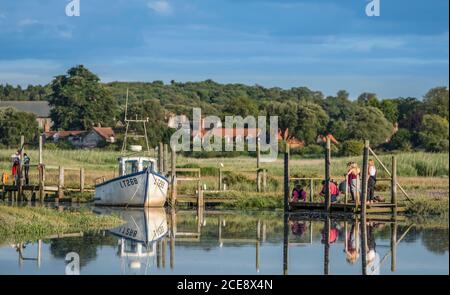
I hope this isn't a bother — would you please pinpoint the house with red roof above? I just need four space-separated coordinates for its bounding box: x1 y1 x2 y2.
44 127 115 148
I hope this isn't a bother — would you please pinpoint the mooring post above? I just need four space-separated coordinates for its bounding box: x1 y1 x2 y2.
18 135 24 201
309 178 314 203
361 140 370 217
57 166 64 201
344 174 348 205
156 240 161 268
79 168 85 193
170 147 177 206
391 156 397 217
38 135 44 202
164 144 169 175
390 221 398 272
324 138 331 212
283 144 290 212
197 180 204 207
158 142 164 172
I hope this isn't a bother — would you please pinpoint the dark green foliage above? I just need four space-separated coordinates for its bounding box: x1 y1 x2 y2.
339 140 364 156
0 107 38 147
48 65 118 130
418 114 449 152
0 65 447 153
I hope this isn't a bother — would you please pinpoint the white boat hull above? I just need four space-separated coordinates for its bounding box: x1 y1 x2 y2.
94 170 169 207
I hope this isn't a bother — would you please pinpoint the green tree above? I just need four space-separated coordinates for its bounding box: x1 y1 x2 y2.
346 106 393 146
380 99 399 124
418 114 449 152
357 92 380 109
295 102 329 144
223 96 258 118
0 107 38 147
387 128 413 151
423 87 449 120
48 65 118 130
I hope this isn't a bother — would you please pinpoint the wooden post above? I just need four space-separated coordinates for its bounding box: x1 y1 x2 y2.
164 144 169 175
256 169 261 193
360 140 370 217
197 181 203 207
170 148 177 206
390 221 397 272
39 134 43 164
344 174 349 205
18 135 24 201
57 166 64 201
283 144 290 212
391 156 397 216
309 179 314 203
38 135 44 202
79 168 85 193
158 142 163 172
324 138 331 211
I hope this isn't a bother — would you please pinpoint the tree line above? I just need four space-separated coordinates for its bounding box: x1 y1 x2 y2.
0 65 448 153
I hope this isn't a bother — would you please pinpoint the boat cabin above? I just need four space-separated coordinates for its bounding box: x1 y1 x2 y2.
118 157 158 176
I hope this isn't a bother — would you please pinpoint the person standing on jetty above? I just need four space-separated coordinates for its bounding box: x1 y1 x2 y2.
367 159 377 204
346 162 360 203
23 153 31 185
11 151 20 186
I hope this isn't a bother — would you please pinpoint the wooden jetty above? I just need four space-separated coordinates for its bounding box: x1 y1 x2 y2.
1 135 89 203
284 138 409 217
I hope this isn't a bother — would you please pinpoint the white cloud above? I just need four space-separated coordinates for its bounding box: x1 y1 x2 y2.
147 1 172 15
18 18 39 26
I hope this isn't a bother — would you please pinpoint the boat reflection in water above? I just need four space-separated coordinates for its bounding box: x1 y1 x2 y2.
94 207 168 274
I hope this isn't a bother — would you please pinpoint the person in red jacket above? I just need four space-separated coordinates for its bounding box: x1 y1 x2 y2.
320 180 340 203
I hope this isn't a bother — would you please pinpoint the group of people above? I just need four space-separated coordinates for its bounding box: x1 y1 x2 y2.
1 150 31 186
291 159 380 205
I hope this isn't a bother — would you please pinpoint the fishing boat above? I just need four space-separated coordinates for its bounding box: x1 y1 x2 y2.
94 89 169 207
94 156 168 207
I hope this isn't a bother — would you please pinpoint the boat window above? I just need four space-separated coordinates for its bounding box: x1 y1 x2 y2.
142 160 153 172
125 160 139 174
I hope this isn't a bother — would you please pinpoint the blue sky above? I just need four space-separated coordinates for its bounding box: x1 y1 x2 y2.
0 0 448 99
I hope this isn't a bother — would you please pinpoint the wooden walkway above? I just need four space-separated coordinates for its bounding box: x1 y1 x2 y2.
289 201 406 214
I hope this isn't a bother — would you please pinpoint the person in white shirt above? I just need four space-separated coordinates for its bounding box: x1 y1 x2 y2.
367 159 377 204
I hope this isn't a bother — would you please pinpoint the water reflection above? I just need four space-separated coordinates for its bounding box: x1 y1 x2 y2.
0 206 448 275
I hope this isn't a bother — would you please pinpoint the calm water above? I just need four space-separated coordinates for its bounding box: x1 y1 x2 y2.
0 207 448 275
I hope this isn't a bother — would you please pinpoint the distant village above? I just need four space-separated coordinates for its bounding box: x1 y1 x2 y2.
0 100 336 149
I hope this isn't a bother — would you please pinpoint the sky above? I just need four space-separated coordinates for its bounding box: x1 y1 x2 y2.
0 0 448 99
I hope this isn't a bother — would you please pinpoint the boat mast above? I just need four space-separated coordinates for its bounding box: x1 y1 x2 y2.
121 88 151 155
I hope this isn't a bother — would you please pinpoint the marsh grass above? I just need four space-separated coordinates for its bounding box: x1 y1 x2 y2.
0 205 123 243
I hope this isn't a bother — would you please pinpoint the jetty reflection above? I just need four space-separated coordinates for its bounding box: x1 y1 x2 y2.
283 213 414 275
